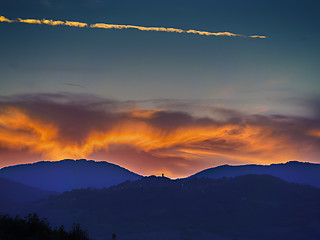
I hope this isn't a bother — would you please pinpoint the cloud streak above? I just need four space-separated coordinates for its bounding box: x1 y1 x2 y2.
1 94 319 178
16 17 88 28
0 15 266 38
0 16 13 23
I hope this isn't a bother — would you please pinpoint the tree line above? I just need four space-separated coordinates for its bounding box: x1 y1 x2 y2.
0 213 89 240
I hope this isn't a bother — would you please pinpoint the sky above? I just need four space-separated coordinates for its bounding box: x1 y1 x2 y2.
0 0 320 178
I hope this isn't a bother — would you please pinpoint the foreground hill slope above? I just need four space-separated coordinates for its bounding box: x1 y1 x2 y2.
191 161 320 188
0 177 57 213
0 159 142 192
21 175 320 240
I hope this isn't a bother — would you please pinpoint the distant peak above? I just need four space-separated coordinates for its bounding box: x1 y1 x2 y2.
146 175 171 180
285 161 313 165
61 159 88 162
268 161 311 167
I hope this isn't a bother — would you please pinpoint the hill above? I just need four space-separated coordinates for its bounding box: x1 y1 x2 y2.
191 161 320 188
0 159 142 192
19 175 320 240
0 177 57 213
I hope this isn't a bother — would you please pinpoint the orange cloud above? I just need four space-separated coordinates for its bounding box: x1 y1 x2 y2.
309 129 320 138
0 16 13 23
1 94 319 177
90 23 266 38
17 18 42 24
64 21 88 28
0 15 267 38
2 16 87 28
185 30 241 37
40 19 65 26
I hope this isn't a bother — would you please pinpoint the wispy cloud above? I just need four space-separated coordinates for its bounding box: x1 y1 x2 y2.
0 15 267 38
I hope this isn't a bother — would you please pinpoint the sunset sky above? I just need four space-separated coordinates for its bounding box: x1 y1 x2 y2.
1 0 320 178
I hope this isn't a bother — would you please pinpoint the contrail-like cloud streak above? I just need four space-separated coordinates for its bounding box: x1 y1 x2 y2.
0 15 267 38
16 17 88 28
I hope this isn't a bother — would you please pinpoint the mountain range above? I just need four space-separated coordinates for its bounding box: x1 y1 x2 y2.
1 159 320 239
1 160 320 192
16 175 320 240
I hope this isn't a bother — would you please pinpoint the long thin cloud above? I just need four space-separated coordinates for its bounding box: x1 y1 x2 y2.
16 17 88 28
0 15 267 38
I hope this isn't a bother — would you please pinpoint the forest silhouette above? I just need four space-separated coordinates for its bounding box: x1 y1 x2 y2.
0 213 89 240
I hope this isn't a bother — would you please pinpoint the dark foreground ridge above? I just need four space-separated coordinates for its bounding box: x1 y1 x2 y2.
0 213 89 240
14 174 320 240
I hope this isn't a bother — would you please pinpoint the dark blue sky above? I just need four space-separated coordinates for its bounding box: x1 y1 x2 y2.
1 0 319 104
0 0 320 177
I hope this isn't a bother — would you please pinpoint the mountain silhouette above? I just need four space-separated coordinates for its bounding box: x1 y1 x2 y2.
2 160 320 193
18 175 320 240
190 161 320 188
0 159 142 192
0 177 57 213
